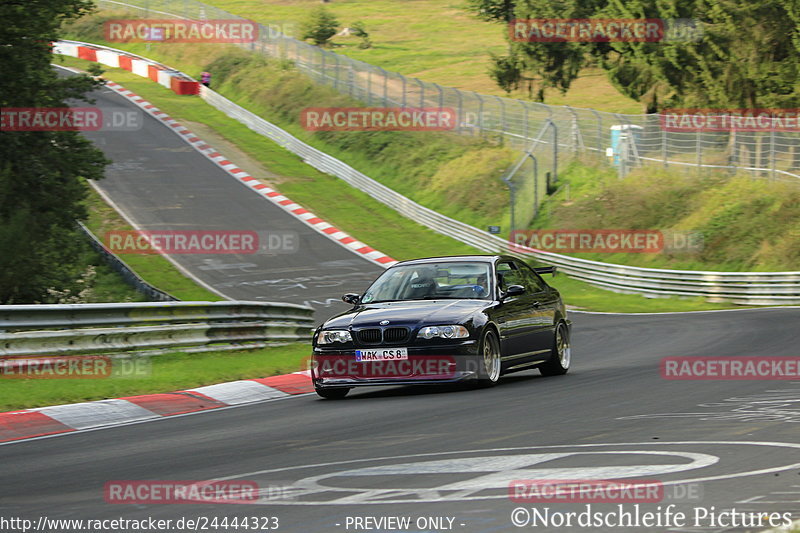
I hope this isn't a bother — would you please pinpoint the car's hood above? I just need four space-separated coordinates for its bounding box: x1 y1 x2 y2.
323 300 490 329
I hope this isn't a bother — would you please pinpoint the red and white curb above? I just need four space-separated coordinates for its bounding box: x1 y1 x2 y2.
0 372 313 443
54 42 397 268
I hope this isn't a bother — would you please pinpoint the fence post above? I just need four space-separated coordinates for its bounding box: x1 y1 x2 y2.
455 89 463 134
320 50 327 85
417 78 425 108
662 122 668 167
588 109 602 156
333 52 339 90
366 66 372 105
348 63 354 98
565 105 580 155
378 66 388 106
401 75 407 107
531 154 540 218
521 101 529 143
494 96 506 140
549 120 558 183
696 128 702 176
501 167 516 232
770 128 776 180
433 83 444 110
476 93 484 138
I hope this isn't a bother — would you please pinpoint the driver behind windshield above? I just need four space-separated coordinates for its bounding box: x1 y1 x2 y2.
406 267 437 299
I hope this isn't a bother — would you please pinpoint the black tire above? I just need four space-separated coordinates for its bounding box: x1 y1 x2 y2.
315 387 350 400
539 321 570 376
476 328 502 387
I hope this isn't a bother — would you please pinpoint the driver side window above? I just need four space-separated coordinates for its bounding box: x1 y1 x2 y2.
496 262 524 292
517 262 547 293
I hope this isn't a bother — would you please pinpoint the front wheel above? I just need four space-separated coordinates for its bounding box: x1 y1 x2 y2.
315 387 350 400
539 321 570 376
476 328 502 387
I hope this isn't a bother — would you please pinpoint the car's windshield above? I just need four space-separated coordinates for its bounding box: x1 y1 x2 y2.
361 262 492 303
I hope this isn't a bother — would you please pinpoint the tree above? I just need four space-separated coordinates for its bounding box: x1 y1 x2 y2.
469 0 800 110
488 52 522 94
509 0 599 101
463 0 516 23
597 0 800 109
0 0 109 303
300 6 340 47
350 21 372 49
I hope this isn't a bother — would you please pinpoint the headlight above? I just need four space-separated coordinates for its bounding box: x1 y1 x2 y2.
317 329 352 344
417 325 470 339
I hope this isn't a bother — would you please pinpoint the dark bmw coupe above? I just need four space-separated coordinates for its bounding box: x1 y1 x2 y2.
310 255 571 399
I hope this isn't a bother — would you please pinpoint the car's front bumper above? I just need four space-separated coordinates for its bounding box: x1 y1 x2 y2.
311 340 482 388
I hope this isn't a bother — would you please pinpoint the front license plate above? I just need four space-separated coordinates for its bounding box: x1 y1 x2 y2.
355 348 409 361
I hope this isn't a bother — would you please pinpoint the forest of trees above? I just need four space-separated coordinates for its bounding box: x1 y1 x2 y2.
0 0 108 303
466 0 800 112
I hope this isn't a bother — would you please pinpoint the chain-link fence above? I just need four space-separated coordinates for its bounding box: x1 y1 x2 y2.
95 0 800 190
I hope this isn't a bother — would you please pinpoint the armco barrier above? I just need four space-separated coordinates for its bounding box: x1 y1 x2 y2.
0 301 315 356
198 86 800 305
53 40 200 96
77 222 177 302
96 49 120 68
52 41 800 305
131 57 150 77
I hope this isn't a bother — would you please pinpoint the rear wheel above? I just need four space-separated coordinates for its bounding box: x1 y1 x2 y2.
315 387 350 400
476 329 501 387
539 321 570 376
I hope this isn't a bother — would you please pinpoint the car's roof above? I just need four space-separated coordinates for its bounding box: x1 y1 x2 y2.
391 255 513 266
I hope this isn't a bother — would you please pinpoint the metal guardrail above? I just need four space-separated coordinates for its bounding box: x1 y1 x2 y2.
0 301 315 356
78 222 178 302
93 0 800 181
57 40 800 305
201 90 800 305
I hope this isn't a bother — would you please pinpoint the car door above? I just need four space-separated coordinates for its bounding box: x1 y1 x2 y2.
493 260 539 364
516 261 559 363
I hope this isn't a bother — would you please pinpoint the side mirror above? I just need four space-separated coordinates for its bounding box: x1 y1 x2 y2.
342 293 360 305
503 285 525 298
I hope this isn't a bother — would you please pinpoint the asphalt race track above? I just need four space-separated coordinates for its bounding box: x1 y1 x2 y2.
2 308 800 532
8 69 796 533
61 69 382 319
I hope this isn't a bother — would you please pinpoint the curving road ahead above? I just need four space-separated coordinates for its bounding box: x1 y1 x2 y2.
10 69 797 533
64 68 382 319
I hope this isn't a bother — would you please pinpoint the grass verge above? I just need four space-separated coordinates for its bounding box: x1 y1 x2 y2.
83 184 222 301
70 244 148 303
0 343 309 411
193 0 643 111
58 54 739 312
